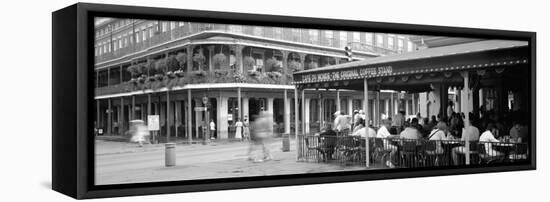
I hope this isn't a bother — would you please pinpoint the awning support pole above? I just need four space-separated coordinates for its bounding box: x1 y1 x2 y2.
364 78 370 168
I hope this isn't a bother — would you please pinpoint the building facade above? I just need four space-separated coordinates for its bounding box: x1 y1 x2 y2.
94 18 418 140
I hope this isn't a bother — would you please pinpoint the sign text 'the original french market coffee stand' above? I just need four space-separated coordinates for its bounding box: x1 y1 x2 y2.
299 66 393 83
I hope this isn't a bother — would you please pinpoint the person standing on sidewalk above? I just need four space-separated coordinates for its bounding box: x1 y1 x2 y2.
235 118 243 141
248 111 273 162
209 119 216 140
243 115 250 141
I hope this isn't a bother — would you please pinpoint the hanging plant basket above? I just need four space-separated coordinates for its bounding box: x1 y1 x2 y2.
264 57 282 73
243 56 255 71
174 69 185 77
212 53 227 70
175 52 187 68
193 52 206 71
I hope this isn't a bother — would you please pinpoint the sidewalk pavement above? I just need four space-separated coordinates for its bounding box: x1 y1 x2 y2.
95 138 369 185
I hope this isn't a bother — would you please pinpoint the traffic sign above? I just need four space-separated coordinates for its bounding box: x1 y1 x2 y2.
147 115 160 131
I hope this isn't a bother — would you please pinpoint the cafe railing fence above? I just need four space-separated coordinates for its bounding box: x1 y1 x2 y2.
297 135 529 168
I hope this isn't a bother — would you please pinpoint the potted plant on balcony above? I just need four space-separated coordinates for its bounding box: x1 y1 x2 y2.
213 53 227 70
306 61 318 69
287 60 302 81
233 71 246 83
165 55 179 79
264 57 282 73
193 51 206 74
154 58 166 81
175 52 187 77
243 56 255 71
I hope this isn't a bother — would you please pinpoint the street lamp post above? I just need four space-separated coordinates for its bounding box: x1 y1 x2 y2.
202 97 210 145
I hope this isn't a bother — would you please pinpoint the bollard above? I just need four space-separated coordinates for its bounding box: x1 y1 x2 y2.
165 143 176 167
282 133 290 152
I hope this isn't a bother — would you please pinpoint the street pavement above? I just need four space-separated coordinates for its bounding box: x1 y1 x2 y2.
95 138 367 185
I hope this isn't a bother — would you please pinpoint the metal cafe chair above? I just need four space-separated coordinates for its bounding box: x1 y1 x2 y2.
304 135 321 162
400 139 420 168
479 143 505 164
508 143 529 162
423 140 440 167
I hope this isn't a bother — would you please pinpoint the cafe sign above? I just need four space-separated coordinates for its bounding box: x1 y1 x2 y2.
299 65 393 83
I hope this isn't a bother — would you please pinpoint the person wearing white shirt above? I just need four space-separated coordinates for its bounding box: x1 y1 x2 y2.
377 120 399 168
451 120 480 165
479 122 502 157
428 121 448 154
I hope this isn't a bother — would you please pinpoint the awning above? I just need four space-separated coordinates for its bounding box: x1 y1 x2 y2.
292 40 529 91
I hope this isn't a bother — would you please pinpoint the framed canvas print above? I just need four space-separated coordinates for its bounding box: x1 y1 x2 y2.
52 3 536 199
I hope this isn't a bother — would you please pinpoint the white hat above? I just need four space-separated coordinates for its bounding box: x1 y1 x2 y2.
333 111 341 115
359 110 364 114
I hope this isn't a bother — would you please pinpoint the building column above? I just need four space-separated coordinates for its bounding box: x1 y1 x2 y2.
389 92 394 116
267 97 275 133
385 99 390 119
166 91 171 141
195 98 202 139
282 50 289 84
186 45 194 73
284 89 291 134
347 98 353 118
363 78 370 168
294 88 299 160
336 90 341 112
96 100 100 134
304 97 311 134
242 97 249 121
219 96 229 139
235 45 244 73
405 98 410 117
460 71 472 165
413 93 418 116
132 95 136 119
120 97 124 135
187 90 192 142
318 90 323 131
301 90 306 135
107 99 112 135
207 45 214 72
375 91 380 126
237 87 242 120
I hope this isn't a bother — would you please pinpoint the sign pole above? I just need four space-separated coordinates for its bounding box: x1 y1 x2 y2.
364 78 370 168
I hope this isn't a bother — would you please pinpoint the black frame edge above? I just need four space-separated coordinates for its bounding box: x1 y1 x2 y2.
50 2 536 199
52 3 78 199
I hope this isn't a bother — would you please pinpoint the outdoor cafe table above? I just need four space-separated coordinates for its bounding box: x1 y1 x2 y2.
492 142 515 162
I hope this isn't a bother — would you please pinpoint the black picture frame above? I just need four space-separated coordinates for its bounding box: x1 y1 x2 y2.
52 3 536 199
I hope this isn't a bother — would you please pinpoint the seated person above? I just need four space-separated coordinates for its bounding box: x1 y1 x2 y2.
479 122 503 157
377 120 400 168
318 126 337 160
351 118 376 138
400 123 422 140
452 119 480 165
428 121 449 155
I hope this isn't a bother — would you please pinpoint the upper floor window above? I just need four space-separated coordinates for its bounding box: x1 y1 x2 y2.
397 39 404 52
387 35 395 49
171 22 176 30
324 30 333 46
229 25 243 33
340 31 348 48
365 33 373 45
308 29 319 44
162 22 168 32
291 28 301 42
352 32 360 43
376 34 384 47
407 41 414 52
273 27 283 40
253 27 263 36
179 21 185 27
